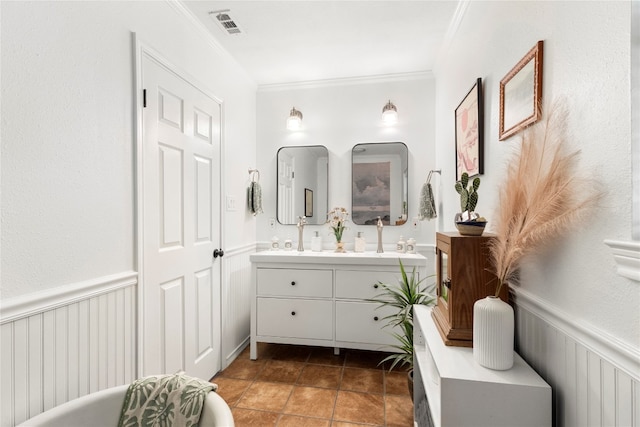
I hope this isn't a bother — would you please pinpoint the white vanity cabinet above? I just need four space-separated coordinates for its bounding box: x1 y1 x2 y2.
250 251 427 359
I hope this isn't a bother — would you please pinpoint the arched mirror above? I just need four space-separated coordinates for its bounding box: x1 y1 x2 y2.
352 142 408 226
277 145 329 225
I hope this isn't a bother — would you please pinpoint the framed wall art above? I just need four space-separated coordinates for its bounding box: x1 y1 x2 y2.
304 188 313 217
455 77 484 180
499 40 544 140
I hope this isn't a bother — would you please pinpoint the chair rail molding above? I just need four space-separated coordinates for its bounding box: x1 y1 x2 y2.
604 239 640 282
513 286 640 381
0 271 138 324
1 274 138 426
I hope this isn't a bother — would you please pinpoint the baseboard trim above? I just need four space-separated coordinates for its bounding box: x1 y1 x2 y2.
0 271 138 324
513 287 640 381
224 337 250 369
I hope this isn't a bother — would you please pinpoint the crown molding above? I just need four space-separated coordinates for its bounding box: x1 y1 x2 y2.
258 71 434 92
433 0 470 75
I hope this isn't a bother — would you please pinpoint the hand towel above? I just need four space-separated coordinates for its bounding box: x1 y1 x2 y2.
118 373 217 427
248 181 263 216
419 182 437 220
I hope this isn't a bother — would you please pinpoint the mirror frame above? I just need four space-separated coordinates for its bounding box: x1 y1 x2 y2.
276 145 329 225
351 142 408 226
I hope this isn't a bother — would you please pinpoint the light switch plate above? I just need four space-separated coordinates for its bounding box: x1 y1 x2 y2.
226 195 237 211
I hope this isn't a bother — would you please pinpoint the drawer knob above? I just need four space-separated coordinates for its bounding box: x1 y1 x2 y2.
291 281 296 286
374 316 379 321
291 311 296 316
373 284 379 289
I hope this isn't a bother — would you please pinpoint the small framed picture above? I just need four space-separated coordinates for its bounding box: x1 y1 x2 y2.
455 78 484 180
499 40 544 140
304 188 313 217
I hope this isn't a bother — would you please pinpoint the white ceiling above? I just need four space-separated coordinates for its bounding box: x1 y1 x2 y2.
182 1 461 86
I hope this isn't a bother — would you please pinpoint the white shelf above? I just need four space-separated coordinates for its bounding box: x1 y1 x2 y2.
413 305 551 427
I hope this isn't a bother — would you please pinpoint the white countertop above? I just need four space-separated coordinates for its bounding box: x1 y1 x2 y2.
250 249 427 266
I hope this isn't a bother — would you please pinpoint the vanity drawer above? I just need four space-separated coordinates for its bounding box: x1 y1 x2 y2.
335 270 403 300
335 301 398 345
257 268 332 298
257 298 333 340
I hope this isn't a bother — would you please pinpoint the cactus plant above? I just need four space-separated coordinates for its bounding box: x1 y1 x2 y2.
455 172 481 215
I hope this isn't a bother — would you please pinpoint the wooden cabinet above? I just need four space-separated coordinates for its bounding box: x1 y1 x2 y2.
249 251 427 359
414 305 551 427
432 232 506 347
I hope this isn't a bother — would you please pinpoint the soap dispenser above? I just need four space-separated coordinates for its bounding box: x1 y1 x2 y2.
354 232 366 253
396 235 406 253
271 236 280 251
284 237 293 251
311 231 322 252
406 237 416 254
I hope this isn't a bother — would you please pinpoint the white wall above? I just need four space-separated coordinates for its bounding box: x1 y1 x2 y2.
433 1 638 424
434 0 636 352
0 1 257 299
1 1 257 424
256 76 437 253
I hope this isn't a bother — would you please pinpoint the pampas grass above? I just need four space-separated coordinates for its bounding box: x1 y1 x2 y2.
489 102 600 297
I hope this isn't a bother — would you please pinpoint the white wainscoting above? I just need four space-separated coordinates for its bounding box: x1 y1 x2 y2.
513 288 640 427
0 272 138 427
221 244 255 368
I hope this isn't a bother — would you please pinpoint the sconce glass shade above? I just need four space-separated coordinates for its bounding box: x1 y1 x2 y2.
381 100 398 125
286 107 303 130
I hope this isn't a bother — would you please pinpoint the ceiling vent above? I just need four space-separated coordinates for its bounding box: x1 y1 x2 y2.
209 10 241 35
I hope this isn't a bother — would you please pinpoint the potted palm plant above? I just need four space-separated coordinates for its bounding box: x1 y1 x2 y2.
369 260 435 400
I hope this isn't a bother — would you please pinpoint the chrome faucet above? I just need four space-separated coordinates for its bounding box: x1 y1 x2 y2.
376 216 384 253
297 216 307 251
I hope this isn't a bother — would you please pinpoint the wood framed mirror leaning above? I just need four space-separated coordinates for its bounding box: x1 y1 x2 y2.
277 145 328 225
351 142 408 226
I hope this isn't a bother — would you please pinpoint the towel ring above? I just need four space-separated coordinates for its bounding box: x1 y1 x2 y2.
248 168 260 182
427 169 441 184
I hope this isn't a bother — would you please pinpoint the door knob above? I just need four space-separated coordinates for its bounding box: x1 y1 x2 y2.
213 248 224 258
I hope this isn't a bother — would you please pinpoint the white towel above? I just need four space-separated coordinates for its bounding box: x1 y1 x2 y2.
419 182 437 220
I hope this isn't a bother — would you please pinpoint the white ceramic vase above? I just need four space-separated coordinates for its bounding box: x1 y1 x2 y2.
473 296 514 370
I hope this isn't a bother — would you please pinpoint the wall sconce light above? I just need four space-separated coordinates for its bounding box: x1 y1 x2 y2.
286 107 303 130
381 100 398 125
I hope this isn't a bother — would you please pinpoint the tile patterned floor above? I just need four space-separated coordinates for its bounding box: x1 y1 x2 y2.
212 343 414 427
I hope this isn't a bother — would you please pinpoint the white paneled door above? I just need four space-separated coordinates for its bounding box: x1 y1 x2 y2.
140 52 221 380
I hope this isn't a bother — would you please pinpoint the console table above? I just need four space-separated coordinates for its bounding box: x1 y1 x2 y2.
413 305 551 427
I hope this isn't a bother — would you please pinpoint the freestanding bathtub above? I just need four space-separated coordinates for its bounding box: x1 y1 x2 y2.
17 384 234 426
